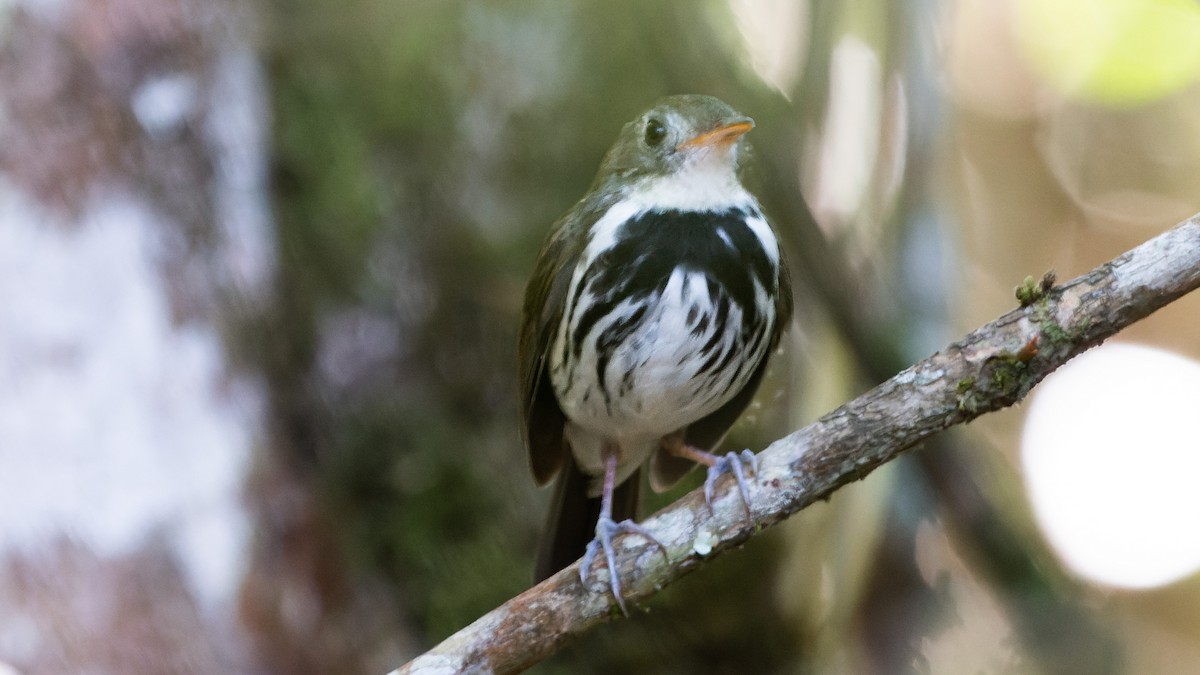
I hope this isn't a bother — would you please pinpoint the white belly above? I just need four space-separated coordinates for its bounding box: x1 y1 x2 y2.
550 266 767 482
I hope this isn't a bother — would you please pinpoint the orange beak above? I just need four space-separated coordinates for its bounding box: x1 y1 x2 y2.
677 120 754 151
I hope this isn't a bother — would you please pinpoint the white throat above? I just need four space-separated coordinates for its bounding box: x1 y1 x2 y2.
627 152 751 212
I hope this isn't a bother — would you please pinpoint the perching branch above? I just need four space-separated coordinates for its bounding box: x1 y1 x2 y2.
393 212 1200 675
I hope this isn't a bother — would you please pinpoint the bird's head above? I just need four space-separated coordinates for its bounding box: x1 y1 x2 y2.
594 95 755 211
600 94 753 178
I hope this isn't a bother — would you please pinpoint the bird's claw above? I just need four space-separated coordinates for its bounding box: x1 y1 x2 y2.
580 516 669 615
703 449 759 518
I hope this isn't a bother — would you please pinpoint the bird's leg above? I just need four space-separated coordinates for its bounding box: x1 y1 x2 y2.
662 432 758 517
579 443 668 615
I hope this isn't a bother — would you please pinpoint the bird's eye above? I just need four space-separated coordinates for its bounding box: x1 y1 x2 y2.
643 118 667 147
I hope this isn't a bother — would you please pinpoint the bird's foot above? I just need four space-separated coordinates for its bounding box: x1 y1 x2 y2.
703 449 759 518
580 516 669 615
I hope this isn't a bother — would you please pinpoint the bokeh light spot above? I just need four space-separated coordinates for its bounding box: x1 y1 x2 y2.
1015 0 1200 106
1022 343 1200 588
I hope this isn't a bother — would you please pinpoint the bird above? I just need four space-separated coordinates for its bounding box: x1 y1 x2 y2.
518 94 792 613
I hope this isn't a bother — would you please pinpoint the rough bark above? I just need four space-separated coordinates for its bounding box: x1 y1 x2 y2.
394 211 1200 675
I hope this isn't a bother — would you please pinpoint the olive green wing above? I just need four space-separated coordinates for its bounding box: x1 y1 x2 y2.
519 208 591 486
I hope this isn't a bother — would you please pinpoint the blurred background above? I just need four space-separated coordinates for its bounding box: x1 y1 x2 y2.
2 0 1200 673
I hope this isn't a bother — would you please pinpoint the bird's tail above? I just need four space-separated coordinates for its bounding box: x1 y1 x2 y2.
534 453 640 583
